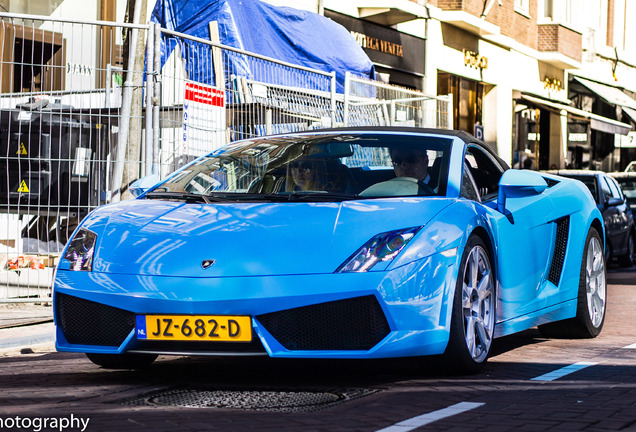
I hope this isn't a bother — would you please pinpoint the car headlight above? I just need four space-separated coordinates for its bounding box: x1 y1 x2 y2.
336 227 421 273
64 228 97 271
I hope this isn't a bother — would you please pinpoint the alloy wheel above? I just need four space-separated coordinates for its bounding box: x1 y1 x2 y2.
461 245 494 363
586 235 606 328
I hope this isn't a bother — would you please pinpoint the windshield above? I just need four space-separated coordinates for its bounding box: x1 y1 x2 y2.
615 178 636 199
147 133 453 202
566 175 598 203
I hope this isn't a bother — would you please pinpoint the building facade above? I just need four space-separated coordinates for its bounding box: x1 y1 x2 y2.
3 0 636 170
316 0 636 171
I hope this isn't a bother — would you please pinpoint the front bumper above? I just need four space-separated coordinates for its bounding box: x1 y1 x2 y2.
53 253 458 359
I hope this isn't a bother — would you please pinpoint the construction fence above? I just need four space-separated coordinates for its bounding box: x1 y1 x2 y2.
0 11 452 301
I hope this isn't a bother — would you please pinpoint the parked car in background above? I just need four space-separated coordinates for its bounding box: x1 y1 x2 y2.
547 170 634 266
625 161 636 172
609 172 636 217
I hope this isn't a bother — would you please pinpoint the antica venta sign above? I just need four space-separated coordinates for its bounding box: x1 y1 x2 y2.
325 10 426 75
349 31 404 57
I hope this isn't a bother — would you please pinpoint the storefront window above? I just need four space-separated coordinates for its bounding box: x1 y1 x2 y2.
437 72 483 135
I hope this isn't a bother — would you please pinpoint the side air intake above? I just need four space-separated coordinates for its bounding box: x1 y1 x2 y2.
548 217 570 286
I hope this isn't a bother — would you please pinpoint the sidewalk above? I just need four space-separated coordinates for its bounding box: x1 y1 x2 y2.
0 302 55 356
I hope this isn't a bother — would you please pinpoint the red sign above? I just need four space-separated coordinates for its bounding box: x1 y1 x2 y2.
185 82 224 107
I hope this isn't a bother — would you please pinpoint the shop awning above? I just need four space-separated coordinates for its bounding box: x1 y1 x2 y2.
622 106 636 124
519 94 632 136
573 76 636 110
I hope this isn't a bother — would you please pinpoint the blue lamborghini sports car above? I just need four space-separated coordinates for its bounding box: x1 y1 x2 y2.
54 128 606 373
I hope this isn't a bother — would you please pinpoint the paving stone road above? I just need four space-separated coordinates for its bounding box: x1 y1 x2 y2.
1 268 635 431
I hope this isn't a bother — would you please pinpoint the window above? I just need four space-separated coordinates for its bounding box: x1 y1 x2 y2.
515 0 530 15
541 0 583 29
606 176 623 200
0 23 65 93
3 0 64 15
600 176 613 203
464 145 505 201
460 164 480 202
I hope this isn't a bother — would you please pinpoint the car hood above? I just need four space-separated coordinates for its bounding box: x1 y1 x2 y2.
82 198 453 277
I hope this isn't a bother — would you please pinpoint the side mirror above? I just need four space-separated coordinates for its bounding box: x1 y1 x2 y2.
606 197 625 207
497 169 548 215
129 174 161 197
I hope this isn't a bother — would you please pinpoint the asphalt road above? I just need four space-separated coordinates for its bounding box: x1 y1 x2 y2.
1 266 636 432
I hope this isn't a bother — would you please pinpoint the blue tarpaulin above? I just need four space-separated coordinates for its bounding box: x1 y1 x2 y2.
151 0 375 93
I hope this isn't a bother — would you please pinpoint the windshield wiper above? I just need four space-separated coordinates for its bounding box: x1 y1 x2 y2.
286 191 357 201
145 191 357 203
205 192 293 202
144 191 218 203
204 191 357 202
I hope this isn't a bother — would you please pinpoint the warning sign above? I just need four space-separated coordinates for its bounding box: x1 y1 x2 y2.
17 180 29 193
17 143 27 155
183 81 226 157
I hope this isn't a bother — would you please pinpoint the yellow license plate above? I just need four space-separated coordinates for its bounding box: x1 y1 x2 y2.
136 315 252 342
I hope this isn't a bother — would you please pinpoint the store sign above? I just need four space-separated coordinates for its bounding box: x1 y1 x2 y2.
350 31 404 57
464 50 488 70
325 10 426 75
183 81 226 156
567 122 590 147
568 133 588 142
544 76 563 91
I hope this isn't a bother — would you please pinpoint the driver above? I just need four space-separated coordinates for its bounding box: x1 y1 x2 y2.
390 148 434 193
359 147 436 197
391 148 430 183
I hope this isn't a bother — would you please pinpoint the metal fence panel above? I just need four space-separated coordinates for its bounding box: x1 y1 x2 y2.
343 72 452 129
156 27 338 178
0 13 149 301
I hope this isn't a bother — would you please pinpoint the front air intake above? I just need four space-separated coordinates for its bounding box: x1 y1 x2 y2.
56 293 135 347
256 295 390 351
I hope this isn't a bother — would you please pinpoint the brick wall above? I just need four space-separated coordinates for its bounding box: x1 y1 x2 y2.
433 0 539 49
538 24 582 62
435 0 483 14
491 0 538 49
434 0 583 61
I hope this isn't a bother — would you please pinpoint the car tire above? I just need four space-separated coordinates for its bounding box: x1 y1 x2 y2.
85 353 158 369
442 235 495 374
618 232 635 267
538 227 606 338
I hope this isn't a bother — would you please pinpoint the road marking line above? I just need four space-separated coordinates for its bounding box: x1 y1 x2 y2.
530 361 598 381
375 402 485 432
623 343 636 349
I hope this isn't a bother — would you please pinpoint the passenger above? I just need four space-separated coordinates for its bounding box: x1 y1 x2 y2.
286 159 325 192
